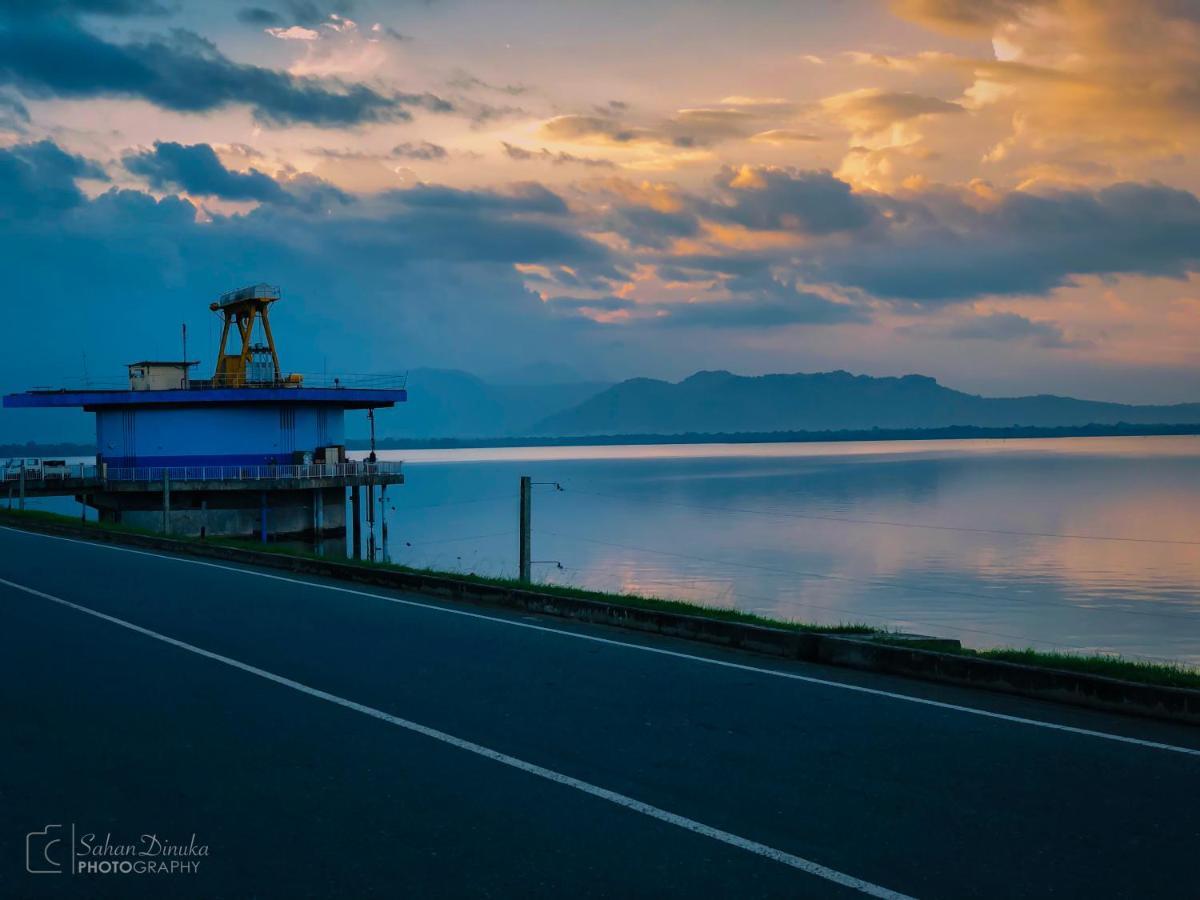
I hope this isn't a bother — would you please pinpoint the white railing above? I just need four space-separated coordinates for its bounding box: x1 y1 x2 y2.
2 463 96 481
2 461 402 483
104 461 403 482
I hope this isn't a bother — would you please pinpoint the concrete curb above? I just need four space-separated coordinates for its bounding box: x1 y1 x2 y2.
5 515 1199 726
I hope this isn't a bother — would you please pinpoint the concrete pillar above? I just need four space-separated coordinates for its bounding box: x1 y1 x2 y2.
313 488 324 537
18 462 25 511
351 485 362 560
367 483 376 562
162 470 171 535
379 484 388 563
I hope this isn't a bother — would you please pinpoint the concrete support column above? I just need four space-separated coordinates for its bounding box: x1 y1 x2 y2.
379 484 388 563
313 488 324 537
260 491 268 544
162 470 170 535
351 485 362 560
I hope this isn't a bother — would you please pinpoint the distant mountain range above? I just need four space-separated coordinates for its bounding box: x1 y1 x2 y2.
528 370 1200 436
369 367 612 438
9 368 1200 450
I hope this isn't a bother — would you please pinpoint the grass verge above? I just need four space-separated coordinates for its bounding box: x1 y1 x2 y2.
2 507 1197 690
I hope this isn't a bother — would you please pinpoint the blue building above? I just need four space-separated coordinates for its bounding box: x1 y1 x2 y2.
3 285 405 551
7 382 403 469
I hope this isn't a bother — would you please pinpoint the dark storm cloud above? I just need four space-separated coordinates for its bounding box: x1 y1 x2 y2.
651 294 861 328
545 295 636 313
709 167 877 234
0 20 447 126
587 167 1200 307
544 281 863 329
820 181 1200 301
393 182 569 216
944 312 1079 348
0 140 107 217
0 0 170 17
601 204 701 250
124 141 290 203
236 1 355 28
4 141 607 274
236 7 281 25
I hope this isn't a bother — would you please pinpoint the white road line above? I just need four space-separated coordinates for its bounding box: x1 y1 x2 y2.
3 526 1199 759
0 575 913 900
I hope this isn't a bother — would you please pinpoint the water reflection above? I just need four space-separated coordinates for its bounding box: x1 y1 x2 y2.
20 438 1199 664
357 437 1200 664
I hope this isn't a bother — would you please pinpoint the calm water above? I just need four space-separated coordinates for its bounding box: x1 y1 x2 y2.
20 436 1200 664
361 437 1200 665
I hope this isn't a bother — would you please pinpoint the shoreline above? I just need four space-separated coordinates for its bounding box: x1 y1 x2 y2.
1 507 1197 723
357 422 1200 449
8 422 1200 458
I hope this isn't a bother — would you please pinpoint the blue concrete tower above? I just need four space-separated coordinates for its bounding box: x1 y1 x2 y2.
4 283 406 468
2 285 406 548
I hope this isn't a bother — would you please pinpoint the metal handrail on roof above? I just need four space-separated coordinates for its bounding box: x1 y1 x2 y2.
14 372 408 394
214 283 281 308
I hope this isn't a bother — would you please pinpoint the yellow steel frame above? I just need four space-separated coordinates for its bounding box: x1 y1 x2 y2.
209 297 281 386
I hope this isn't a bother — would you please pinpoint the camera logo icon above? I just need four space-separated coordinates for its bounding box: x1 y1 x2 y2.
26 825 65 874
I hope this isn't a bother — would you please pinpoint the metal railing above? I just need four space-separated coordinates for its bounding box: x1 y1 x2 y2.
104 461 403 482
195 373 408 390
21 372 408 393
2 463 96 481
2 461 403 484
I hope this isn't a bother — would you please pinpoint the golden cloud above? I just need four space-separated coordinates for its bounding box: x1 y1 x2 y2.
821 88 964 137
750 129 823 145
887 0 1200 177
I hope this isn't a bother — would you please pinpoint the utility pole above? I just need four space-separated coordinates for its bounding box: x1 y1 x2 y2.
518 475 531 583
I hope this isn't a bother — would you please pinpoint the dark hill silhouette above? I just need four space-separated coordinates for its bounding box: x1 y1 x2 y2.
531 370 1200 435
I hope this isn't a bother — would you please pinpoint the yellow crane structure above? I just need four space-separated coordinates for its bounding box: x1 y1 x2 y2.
209 283 293 387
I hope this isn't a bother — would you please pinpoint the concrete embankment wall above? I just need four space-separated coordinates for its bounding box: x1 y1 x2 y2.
4 515 1198 726
90 486 346 540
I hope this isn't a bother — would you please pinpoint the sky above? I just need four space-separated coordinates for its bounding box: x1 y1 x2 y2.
2 0 1200 443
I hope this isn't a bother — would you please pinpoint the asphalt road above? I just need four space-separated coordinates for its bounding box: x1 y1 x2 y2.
1 525 1198 899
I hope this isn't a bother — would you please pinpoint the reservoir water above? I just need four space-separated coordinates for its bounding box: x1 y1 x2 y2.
20 436 1200 665
365 436 1200 665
